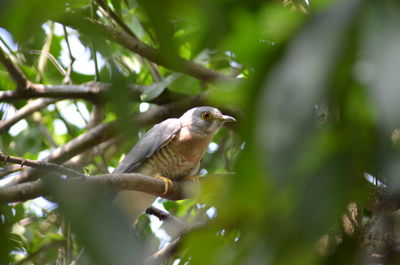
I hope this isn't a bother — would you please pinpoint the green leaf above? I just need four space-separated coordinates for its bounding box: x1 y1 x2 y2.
140 73 181 101
111 0 122 15
13 125 43 157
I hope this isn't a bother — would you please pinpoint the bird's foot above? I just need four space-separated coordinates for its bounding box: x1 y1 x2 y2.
155 175 173 194
183 175 199 184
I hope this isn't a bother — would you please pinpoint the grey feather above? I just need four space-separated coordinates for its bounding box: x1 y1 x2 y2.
113 118 181 173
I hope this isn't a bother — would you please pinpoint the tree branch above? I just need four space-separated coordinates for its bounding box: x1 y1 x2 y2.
146 206 188 229
0 83 109 102
0 98 57 133
58 14 232 83
0 173 196 203
0 46 30 90
0 153 84 178
0 81 185 104
94 0 137 38
7 93 207 185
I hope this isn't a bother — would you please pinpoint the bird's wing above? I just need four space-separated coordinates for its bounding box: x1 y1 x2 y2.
113 118 181 173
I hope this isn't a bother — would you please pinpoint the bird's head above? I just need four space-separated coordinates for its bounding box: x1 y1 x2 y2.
180 106 236 136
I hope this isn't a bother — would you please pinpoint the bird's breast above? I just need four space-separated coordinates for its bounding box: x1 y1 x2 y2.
139 127 211 179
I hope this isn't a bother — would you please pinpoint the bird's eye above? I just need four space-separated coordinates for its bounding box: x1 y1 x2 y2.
201 111 212 121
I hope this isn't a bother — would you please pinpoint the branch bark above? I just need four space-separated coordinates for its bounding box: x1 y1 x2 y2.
0 83 110 102
0 173 196 203
58 13 232 83
146 206 188 229
0 46 30 90
0 153 84 178
0 81 185 104
0 98 57 133
7 93 207 185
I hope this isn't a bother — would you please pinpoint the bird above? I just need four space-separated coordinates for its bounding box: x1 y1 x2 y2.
112 106 236 223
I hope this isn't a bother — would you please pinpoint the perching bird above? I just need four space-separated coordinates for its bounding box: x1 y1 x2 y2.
113 106 235 223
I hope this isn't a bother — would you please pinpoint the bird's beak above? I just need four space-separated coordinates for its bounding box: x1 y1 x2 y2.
220 114 236 123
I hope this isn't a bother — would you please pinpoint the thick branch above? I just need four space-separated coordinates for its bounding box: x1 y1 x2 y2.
0 173 195 203
0 46 30 90
0 81 184 104
7 93 207 185
58 14 231 83
0 98 57 133
0 83 109 102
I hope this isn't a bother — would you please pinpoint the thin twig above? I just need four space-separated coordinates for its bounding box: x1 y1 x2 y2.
94 1 164 83
146 206 188 229
94 0 137 38
62 25 75 84
37 22 54 83
91 2 100 81
0 153 84 178
25 49 67 76
0 35 17 58
0 98 57 133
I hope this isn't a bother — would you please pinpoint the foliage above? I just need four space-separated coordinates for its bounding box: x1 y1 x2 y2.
1 0 400 264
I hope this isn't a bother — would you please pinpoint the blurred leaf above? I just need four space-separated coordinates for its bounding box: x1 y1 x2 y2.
13 126 43 157
0 70 15 91
0 0 67 44
111 0 122 15
141 73 181 101
46 176 146 265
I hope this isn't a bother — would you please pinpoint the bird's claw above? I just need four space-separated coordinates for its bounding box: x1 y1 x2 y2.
155 175 173 194
183 175 199 184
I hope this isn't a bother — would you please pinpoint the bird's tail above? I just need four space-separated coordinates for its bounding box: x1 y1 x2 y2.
113 190 157 223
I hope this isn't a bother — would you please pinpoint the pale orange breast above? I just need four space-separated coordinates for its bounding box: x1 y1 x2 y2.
137 127 212 179
169 126 211 164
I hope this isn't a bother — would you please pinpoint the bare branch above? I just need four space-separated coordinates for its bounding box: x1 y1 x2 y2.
0 81 185 104
0 46 30 90
146 206 188 229
0 153 84 178
0 83 108 102
62 24 76 85
0 98 57 133
0 173 196 203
